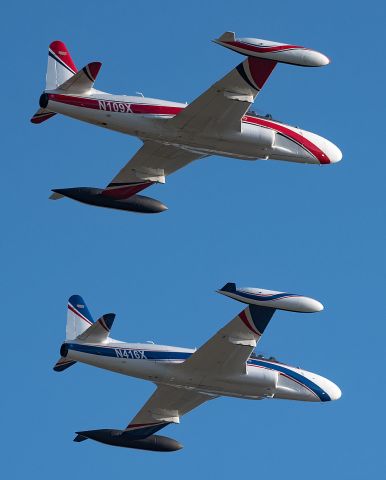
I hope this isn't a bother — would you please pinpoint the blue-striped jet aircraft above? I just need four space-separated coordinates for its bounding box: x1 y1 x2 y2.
54 282 341 451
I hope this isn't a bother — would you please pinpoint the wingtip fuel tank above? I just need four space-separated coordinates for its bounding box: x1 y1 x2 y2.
74 429 183 452
217 282 323 313
50 187 167 214
214 31 330 67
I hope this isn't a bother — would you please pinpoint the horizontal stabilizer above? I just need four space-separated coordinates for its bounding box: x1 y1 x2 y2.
218 282 323 313
77 313 115 343
49 191 65 200
53 357 77 372
30 108 57 124
58 62 102 94
214 32 330 67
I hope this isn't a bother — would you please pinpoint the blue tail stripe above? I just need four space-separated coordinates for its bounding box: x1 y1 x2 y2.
68 295 94 323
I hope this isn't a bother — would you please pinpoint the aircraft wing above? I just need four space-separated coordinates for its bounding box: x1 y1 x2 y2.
182 304 275 377
124 384 215 437
102 140 207 199
168 56 276 133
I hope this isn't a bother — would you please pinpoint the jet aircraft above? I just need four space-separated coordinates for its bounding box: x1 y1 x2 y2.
32 32 342 213
54 282 341 452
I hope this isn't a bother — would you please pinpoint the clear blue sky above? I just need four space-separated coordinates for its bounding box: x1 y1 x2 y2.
2 0 385 478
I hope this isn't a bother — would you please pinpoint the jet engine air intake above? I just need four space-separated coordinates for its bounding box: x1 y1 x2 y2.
60 343 68 357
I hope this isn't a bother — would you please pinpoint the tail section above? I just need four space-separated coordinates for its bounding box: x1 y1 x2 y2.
66 294 94 340
54 296 115 372
31 41 102 124
46 40 78 90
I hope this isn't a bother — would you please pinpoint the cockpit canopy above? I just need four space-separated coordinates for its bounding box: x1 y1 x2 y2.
247 108 298 128
250 352 282 364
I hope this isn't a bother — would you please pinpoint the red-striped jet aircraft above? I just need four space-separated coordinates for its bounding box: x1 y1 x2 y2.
32 32 342 213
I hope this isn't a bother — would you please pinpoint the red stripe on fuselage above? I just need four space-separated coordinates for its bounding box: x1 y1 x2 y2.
47 94 330 164
48 94 184 116
243 115 330 164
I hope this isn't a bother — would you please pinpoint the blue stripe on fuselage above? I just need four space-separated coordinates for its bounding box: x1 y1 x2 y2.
236 290 298 302
67 344 330 401
248 358 330 402
67 343 191 360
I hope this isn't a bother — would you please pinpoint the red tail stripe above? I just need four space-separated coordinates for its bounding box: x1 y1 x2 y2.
68 303 93 325
49 41 78 73
47 94 183 116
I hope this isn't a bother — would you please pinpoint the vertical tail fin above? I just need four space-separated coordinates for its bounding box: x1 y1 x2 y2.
46 40 78 90
31 41 78 124
53 295 95 373
66 294 94 340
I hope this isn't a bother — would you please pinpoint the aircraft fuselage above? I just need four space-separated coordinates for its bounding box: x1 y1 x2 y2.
41 90 342 166
64 340 340 403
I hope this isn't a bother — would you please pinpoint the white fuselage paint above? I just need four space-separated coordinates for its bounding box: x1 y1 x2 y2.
45 89 342 165
65 340 341 403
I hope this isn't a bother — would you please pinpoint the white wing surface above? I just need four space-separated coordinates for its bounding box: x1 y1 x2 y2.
124 384 214 436
182 304 276 377
102 140 207 199
168 56 276 133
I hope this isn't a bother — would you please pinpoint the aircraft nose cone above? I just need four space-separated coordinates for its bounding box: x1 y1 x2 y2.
320 378 342 401
301 130 342 164
324 139 343 164
328 382 342 401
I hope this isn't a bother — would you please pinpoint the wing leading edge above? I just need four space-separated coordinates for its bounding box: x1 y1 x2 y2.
182 304 276 378
168 56 276 133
